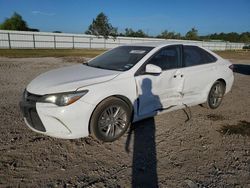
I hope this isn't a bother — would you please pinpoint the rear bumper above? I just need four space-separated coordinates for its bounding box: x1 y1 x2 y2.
225 73 234 94
20 92 95 139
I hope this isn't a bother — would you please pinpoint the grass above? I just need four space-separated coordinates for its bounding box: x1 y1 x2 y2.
0 49 106 58
0 49 250 60
215 50 250 60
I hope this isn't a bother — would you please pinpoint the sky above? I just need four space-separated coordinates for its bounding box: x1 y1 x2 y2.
0 0 249 36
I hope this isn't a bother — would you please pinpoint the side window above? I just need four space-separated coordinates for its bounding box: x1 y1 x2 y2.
184 46 217 67
147 46 181 70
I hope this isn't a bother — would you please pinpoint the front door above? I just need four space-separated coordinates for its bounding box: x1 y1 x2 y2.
135 45 184 116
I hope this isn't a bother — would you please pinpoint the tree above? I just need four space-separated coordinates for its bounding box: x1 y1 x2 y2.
124 28 148 38
53 31 62 33
0 12 29 31
124 28 134 37
202 32 250 43
85 12 117 39
28 28 39 32
240 32 250 43
0 12 39 31
157 30 181 39
185 27 199 40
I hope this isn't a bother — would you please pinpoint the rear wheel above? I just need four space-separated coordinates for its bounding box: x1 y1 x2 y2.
205 81 225 109
90 97 131 142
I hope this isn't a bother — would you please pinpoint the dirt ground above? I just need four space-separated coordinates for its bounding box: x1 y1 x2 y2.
0 57 249 187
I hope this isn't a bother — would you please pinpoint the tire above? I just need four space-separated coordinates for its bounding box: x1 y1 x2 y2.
204 81 225 109
90 97 131 142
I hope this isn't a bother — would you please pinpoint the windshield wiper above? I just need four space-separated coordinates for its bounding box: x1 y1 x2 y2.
84 64 104 69
83 63 123 72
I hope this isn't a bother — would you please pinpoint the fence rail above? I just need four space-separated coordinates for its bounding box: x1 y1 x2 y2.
0 30 246 50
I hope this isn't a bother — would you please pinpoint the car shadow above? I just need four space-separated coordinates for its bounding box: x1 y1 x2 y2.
125 78 160 187
233 64 250 75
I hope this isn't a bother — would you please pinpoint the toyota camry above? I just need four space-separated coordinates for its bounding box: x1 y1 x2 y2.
20 42 234 142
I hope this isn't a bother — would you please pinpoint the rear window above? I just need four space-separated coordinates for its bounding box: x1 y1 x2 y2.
184 46 217 67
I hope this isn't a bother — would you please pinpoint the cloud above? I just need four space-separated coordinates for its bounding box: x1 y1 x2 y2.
31 11 55 16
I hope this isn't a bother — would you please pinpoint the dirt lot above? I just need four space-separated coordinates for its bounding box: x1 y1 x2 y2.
0 57 249 187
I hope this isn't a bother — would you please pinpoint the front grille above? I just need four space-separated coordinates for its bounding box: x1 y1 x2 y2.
20 90 46 132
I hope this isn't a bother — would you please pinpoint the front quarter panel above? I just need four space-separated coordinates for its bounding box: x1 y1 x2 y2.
78 76 138 113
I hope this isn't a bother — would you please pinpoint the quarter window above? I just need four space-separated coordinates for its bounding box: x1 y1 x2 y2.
147 45 181 70
184 46 217 67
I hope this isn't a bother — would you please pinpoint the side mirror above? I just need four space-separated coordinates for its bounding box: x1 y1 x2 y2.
145 64 162 74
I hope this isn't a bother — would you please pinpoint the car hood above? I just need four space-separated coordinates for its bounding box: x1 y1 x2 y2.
27 64 120 95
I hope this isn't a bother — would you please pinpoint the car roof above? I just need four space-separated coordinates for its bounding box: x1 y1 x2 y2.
123 41 223 60
124 41 200 48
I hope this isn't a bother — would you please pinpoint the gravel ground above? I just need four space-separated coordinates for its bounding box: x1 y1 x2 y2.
0 57 249 187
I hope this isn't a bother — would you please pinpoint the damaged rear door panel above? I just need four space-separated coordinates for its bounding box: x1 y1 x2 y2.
181 45 220 105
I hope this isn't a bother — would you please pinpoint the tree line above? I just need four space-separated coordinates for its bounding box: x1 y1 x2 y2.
0 12 39 32
1 12 249 43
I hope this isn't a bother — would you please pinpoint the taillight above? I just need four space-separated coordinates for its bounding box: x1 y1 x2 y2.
229 64 234 71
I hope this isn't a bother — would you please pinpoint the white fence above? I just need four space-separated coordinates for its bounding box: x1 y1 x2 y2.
0 30 246 50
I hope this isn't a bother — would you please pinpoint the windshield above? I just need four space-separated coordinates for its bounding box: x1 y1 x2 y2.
86 46 153 71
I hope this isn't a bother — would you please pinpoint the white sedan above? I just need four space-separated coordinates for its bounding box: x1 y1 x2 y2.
20 42 234 142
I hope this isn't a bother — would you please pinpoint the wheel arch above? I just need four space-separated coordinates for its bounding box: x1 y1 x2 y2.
88 95 134 134
216 78 226 91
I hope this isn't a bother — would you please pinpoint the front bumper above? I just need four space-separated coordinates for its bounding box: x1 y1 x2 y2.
20 100 46 132
20 91 95 139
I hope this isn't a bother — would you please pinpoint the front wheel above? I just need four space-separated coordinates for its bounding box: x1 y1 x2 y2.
90 97 131 142
206 81 225 109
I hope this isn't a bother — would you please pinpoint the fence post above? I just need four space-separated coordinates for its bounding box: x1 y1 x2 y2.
89 37 92 49
54 35 56 49
33 34 36 49
104 38 106 49
7 33 11 49
72 36 75 49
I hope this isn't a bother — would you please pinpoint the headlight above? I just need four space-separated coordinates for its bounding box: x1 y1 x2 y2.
40 90 88 106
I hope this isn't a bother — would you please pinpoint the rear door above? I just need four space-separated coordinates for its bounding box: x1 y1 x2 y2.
135 45 184 116
180 46 218 104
